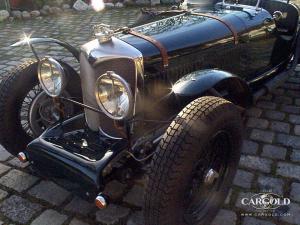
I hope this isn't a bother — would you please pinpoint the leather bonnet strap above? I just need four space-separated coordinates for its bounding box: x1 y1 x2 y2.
190 12 239 45
124 29 169 69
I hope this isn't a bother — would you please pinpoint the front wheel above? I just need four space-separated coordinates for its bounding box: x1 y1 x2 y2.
144 96 243 225
0 60 80 156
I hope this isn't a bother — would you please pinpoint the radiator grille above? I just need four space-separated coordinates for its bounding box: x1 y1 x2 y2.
80 53 136 137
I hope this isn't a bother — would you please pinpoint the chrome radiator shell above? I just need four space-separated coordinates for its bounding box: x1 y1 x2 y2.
80 37 143 137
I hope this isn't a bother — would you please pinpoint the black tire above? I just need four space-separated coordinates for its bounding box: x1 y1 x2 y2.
144 96 243 225
0 60 81 156
0 61 39 156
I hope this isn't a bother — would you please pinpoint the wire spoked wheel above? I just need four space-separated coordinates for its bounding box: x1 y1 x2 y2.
20 85 74 137
0 60 82 156
183 130 231 224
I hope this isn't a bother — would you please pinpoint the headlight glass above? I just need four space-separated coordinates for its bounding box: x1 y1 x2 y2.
38 57 66 97
95 71 133 120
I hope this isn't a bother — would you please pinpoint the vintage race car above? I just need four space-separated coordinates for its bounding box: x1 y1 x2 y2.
0 0 299 224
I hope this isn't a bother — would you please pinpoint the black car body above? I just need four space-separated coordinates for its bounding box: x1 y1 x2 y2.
1 0 299 224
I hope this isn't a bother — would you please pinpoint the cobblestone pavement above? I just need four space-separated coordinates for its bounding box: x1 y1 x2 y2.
0 8 300 225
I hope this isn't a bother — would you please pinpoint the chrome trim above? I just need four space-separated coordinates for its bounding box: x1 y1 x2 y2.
80 37 144 135
17 152 28 163
38 57 67 97
95 194 108 209
95 71 134 120
204 169 220 186
99 127 123 140
81 37 143 66
153 134 164 144
93 24 114 44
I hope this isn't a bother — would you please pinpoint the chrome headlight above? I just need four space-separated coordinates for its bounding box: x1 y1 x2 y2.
38 57 66 97
95 71 133 120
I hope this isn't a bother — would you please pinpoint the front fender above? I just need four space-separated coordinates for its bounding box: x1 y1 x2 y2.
172 69 252 107
11 38 80 62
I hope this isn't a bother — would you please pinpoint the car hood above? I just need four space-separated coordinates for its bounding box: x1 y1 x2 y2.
120 7 271 62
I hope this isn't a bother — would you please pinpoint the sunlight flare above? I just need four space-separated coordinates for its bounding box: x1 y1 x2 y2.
91 0 105 11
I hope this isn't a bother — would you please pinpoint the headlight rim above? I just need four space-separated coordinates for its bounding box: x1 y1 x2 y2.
38 57 67 97
95 71 134 121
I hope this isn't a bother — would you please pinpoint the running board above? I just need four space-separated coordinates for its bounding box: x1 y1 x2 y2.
253 67 295 102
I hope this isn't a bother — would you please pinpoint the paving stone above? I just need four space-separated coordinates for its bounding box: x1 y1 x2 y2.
270 121 290 134
64 197 94 215
0 169 39 192
257 101 276 110
276 133 300 148
290 182 300 203
0 163 10 175
257 175 284 195
263 110 285 121
28 180 70 206
260 94 272 101
277 162 300 180
0 195 42 224
294 125 300 136
242 217 276 225
0 189 8 200
31 209 68 225
246 107 262 117
103 180 127 200
289 114 300 124
8 158 29 168
242 140 259 155
233 169 254 189
69 218 90 225
274 95 293 104
250 129 274 143
211 209 236 225
279 202 300 224
239 155 272 173
95 204 130 225
273 88 285 95
123 185 144 208
0 146 11 161
261 144 287 160
291 149 300 162
281 104 300 113
247 118 269 129
127 211 145 225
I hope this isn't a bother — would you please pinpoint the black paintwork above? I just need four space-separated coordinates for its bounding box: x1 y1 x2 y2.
26 114 128 196
21 1 300 193
121 5 295 82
